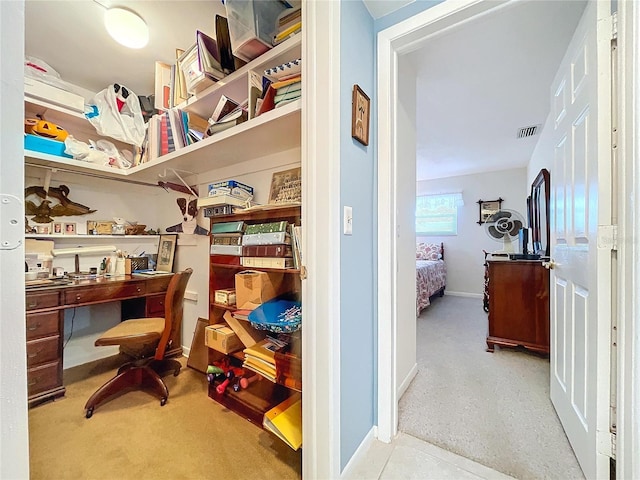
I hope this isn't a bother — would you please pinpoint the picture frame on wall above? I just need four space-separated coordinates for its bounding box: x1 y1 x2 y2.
52 222 63 235
156 234 177 272
63 222 77 235
477 198 503 225
269 167 302 204
351 84 370 146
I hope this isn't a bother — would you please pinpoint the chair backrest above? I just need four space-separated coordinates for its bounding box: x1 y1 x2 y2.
154 268 193 360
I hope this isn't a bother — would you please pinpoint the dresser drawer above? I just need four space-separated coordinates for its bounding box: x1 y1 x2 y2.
27 361 62 396
26 336 61 367
26 310 61 340
65 282 146 305
25 291 60 311
146 293 166 317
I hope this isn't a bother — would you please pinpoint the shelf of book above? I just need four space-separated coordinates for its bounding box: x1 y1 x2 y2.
210 262 300 274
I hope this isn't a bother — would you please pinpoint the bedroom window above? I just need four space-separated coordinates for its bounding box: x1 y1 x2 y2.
416 193 463 236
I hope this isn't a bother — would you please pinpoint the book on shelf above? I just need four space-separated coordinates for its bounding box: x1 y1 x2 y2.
215 14 241 74
206 108 248 136
244 354 277 374
273 21 301 46
174 48 189 107
211 221 245 234
210 254 242 266
245 221 289 235
242 360 276 382
231 309 252 321
264 58 302 82
211 233 243 245
210 244 243 256
159 113 170 155
179 30 225 95
241 257 294 269
263 393 302 451
242 244 292 257
211 95 241 123
197 194 251 209
243 338 280 364
154 61 172 110
241 231 290 246
167 109 186 149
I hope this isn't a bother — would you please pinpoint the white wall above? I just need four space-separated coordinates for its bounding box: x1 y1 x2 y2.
417 167 528 296
528 113 553 185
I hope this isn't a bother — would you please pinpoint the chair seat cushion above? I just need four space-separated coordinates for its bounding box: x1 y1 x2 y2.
95 317 165 347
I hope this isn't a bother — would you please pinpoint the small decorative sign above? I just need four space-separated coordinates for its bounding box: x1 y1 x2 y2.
351 84 370 146
477 198 503 224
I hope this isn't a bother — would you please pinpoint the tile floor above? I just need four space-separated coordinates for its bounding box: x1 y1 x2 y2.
344 433 515 480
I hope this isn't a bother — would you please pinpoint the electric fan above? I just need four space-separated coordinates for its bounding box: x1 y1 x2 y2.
483 209 525 253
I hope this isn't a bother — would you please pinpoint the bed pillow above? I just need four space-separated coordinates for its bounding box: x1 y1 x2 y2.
416 242 442 261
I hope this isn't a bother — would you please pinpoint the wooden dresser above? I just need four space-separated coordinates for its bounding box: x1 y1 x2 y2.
25 274 173 407
486 260 550 354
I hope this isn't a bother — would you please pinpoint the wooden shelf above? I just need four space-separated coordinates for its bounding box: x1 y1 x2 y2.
210 262 300 274
25 234 158 240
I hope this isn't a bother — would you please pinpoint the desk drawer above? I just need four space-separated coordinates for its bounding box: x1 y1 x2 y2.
146 293 166 317
27 361 62 396
26 311 61 340
26 291 60 311
26 336 60 367
146 275 173 294
65 282 146 305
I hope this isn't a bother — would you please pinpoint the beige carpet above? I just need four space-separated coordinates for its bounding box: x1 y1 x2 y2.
28 355 301 480
398 295 584 480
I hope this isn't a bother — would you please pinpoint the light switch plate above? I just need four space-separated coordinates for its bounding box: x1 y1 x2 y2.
344 206 353 235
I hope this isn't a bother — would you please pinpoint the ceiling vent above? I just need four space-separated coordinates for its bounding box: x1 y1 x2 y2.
517 124 541 139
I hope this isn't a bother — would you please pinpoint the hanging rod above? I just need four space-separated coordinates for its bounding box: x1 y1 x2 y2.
25 162 163 188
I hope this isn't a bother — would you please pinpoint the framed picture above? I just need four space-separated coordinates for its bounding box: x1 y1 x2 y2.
156 234 177 272
63 222 77 235
351 84 370 146
269 167 302 204
477 198 503 225
52 222 64 235
36 223 52 235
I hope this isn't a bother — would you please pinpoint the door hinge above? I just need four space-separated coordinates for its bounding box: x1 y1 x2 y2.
300 265 307 280
612 12 618 40
0 194 23 250
597 225 618 251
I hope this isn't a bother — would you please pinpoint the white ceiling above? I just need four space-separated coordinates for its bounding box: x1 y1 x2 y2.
25 0 586 181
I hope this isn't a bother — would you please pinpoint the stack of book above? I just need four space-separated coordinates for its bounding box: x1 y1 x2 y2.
209 220 245 265
242 338 286 382
206 95 248 136
241 220 294 269
256 59 302 116
272 7 301 46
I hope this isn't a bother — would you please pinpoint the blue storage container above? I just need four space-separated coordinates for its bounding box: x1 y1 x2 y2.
24 134 72 158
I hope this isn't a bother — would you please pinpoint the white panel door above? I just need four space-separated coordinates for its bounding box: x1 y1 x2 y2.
549 2 612 479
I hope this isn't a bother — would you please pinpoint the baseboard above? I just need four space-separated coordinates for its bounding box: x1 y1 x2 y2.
398 363 418 399
445 291 483 299
340 426 376 478
182 346 190 357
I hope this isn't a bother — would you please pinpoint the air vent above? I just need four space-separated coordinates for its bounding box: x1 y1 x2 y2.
517 125 540 139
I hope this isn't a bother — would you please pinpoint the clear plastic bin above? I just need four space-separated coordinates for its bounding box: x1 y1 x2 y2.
225 0 289 62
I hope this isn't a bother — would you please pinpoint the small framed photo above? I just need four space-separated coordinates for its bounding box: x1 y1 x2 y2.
351 84 370 146
36 223 52 235
63 222 77 235
477 198 503 225
269 167 302 204
52 222 64 235
156 234 177 272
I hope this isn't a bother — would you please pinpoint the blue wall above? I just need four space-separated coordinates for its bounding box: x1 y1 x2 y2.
338 0 444 471
340 0 376 470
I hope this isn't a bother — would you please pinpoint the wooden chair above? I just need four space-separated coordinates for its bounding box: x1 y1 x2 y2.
84 268 193 418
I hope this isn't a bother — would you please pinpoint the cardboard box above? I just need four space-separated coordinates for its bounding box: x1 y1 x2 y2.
215 288 236 306
223 310 266 347
205 323 244 354
235 270 284 310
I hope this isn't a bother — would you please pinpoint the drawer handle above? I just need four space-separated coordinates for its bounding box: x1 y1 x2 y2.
28 351 41 358
76 295 82 301
136 287 142 292
28 323 41 331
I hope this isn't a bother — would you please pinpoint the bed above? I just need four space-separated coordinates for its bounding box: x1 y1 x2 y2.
416 242 447 315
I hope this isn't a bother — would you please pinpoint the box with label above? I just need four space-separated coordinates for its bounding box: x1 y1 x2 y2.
223 311 266 348
208 180 254 199
205 323 244 354
235 270 284 310
214 288 236 306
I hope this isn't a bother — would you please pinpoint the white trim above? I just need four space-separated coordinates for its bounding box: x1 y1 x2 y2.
615 1 640 477
444 291 483 299
340 427 377 479
302 0 341 477
377 0 509 446
397 363 417 400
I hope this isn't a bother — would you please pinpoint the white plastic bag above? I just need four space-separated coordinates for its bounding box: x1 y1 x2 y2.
64 135 133 169
85 84 145 147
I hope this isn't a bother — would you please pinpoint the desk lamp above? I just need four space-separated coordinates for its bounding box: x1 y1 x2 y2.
51 245 117 278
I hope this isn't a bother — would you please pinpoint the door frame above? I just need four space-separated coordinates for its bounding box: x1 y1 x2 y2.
376 0 637 474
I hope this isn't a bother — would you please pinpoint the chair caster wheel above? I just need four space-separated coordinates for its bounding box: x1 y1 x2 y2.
173 369 180 377
85 408 94 419
160 397 167 406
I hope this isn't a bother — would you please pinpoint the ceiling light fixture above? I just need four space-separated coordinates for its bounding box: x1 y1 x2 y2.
103 7 149 49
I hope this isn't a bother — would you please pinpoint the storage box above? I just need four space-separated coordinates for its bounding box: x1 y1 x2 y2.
24 134 72 158
208 180 254 198
24 77 85 113
215 288 237 306
223 310 266 347
235 270 284 310
205 323 244 354
224 0 288 62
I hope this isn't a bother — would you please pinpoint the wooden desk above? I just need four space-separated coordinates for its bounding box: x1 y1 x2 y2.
25 274 175 407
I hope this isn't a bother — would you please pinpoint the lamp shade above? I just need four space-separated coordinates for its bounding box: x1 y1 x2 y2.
104 8 149 49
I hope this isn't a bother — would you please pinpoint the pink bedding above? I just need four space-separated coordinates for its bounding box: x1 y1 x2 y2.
416 259 447 314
